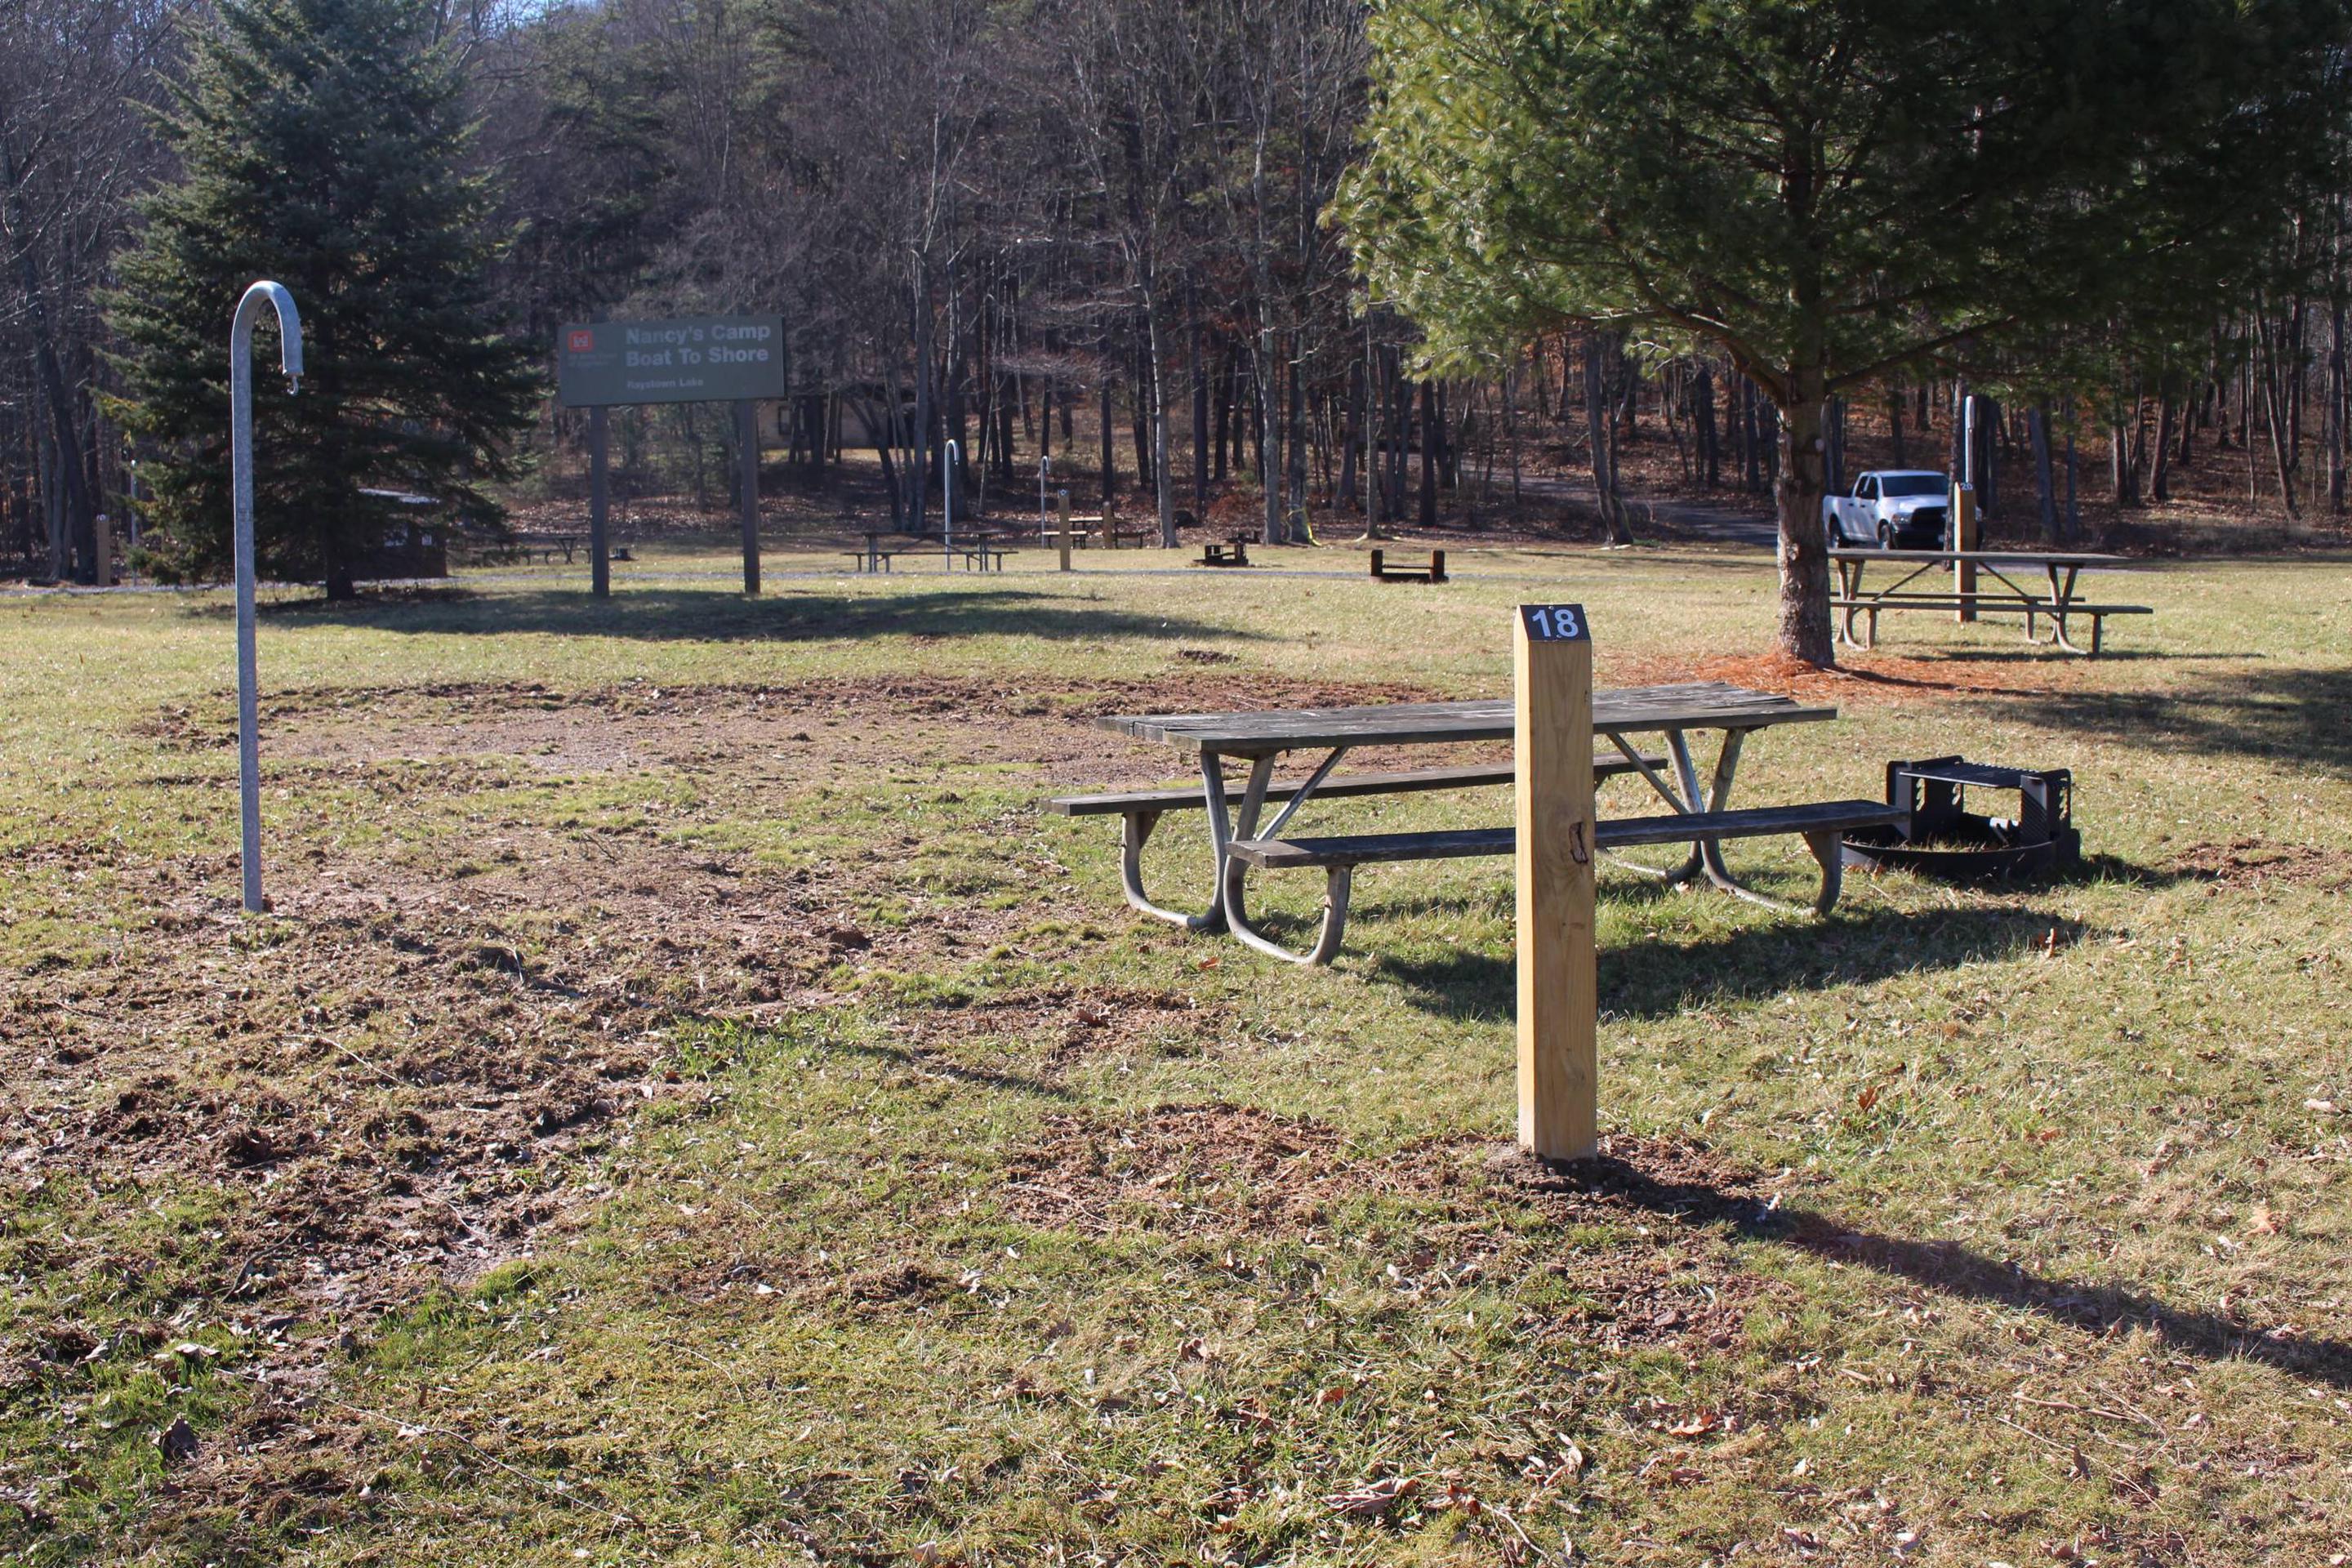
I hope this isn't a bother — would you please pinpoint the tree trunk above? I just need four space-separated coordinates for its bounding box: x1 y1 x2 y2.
1144 292 1176 548
1191 308 1209 515
1259 332 1284 546
2029 403 2059 544
1286 340 1309 540
2150 395 2176 502
1775 375 1834 666
1888 380 1906 466
1693 359 1718 486
1098 374 1116 505
1505 363 1522 513
1583 332 1626 542
1339 359 1361 514
2330 296 2347 514
1417 376 1439 529
2064 411 2080 543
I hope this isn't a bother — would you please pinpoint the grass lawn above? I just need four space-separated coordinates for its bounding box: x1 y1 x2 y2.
3 538 2350 1566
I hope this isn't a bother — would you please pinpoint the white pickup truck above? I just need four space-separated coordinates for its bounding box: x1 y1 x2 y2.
1823 470 1951 549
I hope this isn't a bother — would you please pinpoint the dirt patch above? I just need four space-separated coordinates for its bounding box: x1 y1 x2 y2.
150 672 1455 791
911 982 1228 1061
1000 1110 1784 1352
2167 839 2352 891
1000 1103 1462 1237
1615 649 2100 707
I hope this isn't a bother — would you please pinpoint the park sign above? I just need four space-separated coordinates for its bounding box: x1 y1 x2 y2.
557 315 786 408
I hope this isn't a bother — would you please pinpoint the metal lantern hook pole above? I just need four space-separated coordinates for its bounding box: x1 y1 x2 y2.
230 280 303 914
942 439 960 572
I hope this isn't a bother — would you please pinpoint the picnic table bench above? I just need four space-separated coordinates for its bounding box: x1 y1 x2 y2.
1058 684 1899 964
1369 548 1447 584
510 531 586 564
1199 536 1252 568
1829 549 2150 655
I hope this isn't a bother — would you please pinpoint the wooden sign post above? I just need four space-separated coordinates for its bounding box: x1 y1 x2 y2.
1055 488 1074 572
737 398 761 596
1515 604 1598 1161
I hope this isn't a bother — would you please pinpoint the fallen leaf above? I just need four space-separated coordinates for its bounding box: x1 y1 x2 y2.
1857 1084 1881 1112
155 1415 199 1465
2249 1205 2280 1236
1667 1413 1721 1437
1324 1475 1416 1516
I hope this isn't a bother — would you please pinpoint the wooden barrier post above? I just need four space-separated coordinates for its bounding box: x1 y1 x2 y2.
1515 603 1598 1162
737 397 761 596
588 405 610 599
1953 483 1978 623
1055 488 1073 572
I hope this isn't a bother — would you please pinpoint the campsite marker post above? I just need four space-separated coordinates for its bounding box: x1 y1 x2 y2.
1056 488 1073 572
1515 604 1598 1160
229 280 304 915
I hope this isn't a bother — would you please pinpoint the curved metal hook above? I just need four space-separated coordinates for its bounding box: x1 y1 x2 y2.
234 280 304 390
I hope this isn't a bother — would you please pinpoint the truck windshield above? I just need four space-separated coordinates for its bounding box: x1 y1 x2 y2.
1880 475 1945 497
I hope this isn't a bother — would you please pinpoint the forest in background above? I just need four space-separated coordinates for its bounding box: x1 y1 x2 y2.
6 0 2350 582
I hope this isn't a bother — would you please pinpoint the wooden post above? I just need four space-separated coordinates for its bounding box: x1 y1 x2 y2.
1055 489 1073 572
737 398 761 596
1953 483 1978 622
94 513 114 587
589 405 610 599
1515 604 1597 1162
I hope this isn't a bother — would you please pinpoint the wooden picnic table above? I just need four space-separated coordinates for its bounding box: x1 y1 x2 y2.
1094 683 1840 941
1829 548 2149 655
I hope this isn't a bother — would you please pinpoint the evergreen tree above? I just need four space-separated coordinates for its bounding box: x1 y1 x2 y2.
109 0 540 597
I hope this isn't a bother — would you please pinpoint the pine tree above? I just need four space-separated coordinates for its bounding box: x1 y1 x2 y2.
108 0 540 597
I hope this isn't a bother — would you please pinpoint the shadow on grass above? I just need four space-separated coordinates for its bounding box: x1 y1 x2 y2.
826 1035 1075 1102
2007 665 2352 777
1523 1148 2352 1390
232 586 1256 647
1363 900 2091 1023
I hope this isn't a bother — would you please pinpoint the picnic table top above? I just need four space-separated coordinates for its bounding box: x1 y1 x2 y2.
1829 548 2132 565
1099 682 1835 756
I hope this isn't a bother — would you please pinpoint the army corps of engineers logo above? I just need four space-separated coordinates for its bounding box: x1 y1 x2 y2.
567 327 595 354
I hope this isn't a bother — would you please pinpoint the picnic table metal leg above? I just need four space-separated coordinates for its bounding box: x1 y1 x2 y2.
2049 564 2096 655
1223 853 1353 966
1600 730 1704 886
1195 752 1275 933
1668 728 1837 916
1218 746 1356 964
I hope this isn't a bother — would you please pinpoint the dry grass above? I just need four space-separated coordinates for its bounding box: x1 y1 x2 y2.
2 541 2349 1565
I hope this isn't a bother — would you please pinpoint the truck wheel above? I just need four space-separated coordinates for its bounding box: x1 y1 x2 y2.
1877 521 1893 550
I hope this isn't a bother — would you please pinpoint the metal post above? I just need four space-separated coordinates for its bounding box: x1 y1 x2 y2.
737 398 760 595
1957 395 1978 621
229 281 303 915
942 439 960 571
589 406 609 599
